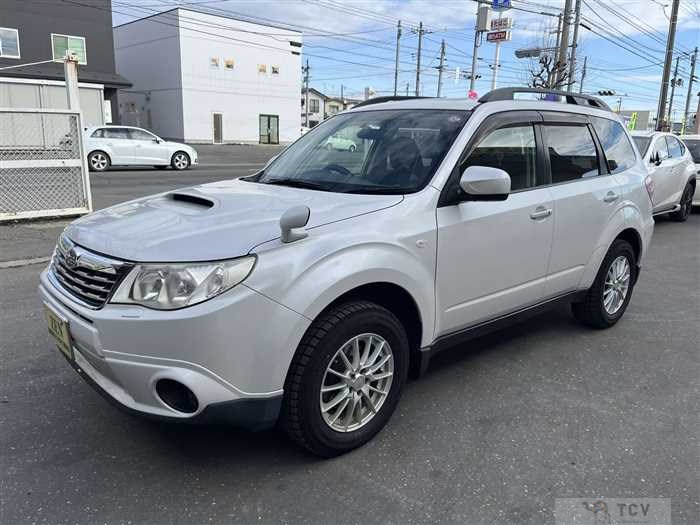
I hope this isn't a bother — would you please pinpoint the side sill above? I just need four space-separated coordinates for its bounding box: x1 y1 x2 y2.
416 290 587 377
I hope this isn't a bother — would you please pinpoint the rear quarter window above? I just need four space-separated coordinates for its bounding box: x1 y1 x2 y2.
590 117 637 173
90 128 104 138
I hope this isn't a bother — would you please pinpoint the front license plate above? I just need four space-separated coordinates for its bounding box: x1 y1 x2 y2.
44 305 73 360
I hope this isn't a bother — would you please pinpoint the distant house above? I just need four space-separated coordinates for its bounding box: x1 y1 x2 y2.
0 0 131 125
301 89 358 127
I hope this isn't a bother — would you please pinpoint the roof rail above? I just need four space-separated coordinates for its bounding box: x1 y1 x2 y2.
478 87 611 111
352 96 428 108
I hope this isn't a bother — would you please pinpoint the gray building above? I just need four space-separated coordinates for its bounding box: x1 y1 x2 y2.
0 0 130 124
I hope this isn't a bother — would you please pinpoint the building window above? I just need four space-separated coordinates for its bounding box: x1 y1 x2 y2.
210 57 220 68
271 65 280 75
309 99 320 113
0 27 20 59
224 58 234 70
51 34 86 64
258 64 267 74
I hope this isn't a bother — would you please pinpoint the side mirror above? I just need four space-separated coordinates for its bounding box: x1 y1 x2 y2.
280 205 310 243
153 138 161 144
459 166 511 201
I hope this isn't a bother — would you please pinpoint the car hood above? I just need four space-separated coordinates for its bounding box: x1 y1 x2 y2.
65 179 403 262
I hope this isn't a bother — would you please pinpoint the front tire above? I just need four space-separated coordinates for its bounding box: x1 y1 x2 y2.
572 239 637 329
88 151 110 172
281 301 409 457
669 182 694 222
171 151 190 170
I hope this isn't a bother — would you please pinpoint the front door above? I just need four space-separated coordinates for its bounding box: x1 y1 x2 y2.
213 113 223 144
128 128 165 164
259 114 279 144
435 114 554 337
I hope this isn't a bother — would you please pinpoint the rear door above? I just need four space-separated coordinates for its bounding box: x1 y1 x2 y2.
101 128 134 164
435 111 555 335
541 112 623 297
664 136 689 205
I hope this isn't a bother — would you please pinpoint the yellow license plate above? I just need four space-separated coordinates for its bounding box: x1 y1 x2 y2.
44 305 73 360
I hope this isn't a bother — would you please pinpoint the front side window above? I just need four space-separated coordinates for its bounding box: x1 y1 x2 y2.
129 129 156 141
666 136 683 158
0 27 20 58
462 125 539 191
253 109 469 194
542 124 599 183
591 117 637 173
52 34 86 64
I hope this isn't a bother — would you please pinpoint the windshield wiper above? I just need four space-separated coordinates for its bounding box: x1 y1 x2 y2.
263 178 331 191
343 185 407 195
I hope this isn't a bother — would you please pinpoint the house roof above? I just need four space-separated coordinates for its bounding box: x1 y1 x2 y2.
302 87 329 99
0 65 131 89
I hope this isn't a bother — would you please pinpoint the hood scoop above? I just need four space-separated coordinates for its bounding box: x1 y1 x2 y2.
169 192 215 208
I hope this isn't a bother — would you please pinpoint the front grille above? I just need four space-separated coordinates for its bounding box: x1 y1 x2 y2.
50 236 131 308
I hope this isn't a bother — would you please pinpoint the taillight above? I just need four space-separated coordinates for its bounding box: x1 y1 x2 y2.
644 175 655 204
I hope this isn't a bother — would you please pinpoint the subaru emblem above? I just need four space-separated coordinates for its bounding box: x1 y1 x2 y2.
65 249 79 268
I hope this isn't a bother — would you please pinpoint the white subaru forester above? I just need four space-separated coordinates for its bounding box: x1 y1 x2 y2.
40 88 654 457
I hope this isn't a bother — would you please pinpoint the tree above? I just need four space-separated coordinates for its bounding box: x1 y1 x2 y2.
529 53 572 89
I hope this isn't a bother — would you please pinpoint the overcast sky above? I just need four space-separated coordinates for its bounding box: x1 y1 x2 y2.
111 0 700 117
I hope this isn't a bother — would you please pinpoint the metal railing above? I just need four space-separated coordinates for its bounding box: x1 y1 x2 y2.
0 108 92 221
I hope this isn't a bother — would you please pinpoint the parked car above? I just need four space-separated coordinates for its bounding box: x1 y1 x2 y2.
84 125 198 172
324 133 357 152
630 131 696 221
678 134 700 207
41 88 654 457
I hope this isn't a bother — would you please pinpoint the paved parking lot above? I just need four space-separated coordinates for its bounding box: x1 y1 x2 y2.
0 149 698 524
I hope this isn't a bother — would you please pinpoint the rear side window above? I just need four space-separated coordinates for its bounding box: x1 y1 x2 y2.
666 136 683 158
684 139 700 162
462 125 539 191
91 128 104 138
542 124 599 183
591 117 637 173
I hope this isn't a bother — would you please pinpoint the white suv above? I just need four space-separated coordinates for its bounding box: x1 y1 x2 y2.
40 88 654 456
85 125 198 172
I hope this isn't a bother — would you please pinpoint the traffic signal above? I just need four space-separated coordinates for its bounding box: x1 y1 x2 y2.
597 90 616 96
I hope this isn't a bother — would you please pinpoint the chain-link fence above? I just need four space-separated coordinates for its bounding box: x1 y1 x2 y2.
0 108 92 221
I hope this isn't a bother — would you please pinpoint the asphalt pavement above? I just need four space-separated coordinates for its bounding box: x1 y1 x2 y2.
0 150 698 524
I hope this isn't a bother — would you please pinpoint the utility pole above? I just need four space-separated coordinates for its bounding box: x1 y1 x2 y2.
413 22 429 96
340 84 345 109
437 39 446 97
393 20 402 96
469 3 485 93
555 0 573 87
303 60 310 127
568 0 582 92
682 47 697 133
696 91 700 133
405 81 410 96
579 56 587 94
656 0 680 131
667 56 681 131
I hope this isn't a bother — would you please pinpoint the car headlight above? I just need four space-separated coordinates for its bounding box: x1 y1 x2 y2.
110 256 255 310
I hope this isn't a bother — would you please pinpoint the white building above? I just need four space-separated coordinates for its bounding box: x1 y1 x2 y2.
114 8 302 144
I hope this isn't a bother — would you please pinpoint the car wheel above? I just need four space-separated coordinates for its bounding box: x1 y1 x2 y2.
348 144 356 152
281 301 409 457
572 239 637 329
171 151 190 170
88 151 110 172
669 182 694 222
325 143 333 151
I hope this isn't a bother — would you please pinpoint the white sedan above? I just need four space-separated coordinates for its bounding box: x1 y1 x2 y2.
324 134 357 152
630 131 696 221
84 126 198 172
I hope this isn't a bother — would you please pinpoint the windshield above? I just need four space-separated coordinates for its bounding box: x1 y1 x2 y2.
684 139 700 162
632 136 652 155
253 109 470 194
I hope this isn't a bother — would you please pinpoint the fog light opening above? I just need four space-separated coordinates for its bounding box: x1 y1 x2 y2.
156 379 199 414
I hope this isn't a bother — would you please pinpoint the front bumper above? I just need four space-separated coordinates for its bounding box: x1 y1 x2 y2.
39 268 310 428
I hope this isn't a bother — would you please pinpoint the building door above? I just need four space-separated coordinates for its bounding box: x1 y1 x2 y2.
259 114 279 144
213 113 223 144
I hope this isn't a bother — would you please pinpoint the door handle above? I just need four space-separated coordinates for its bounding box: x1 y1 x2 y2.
603 191 620 203
530 206 552 220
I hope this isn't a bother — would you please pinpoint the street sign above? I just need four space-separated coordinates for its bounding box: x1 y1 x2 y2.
490 17 513 31
486 30 512 43
492 0 511 11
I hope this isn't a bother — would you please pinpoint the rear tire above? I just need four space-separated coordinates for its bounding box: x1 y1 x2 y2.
281 301 409 457
88 151 110 172
669 182 694 222
171 151 190 170
572 239 637 329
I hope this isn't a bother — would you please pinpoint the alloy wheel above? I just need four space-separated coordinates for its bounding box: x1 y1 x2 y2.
320 333 394 433
173 153 189 169
603 255 631 315
90 153 107 171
